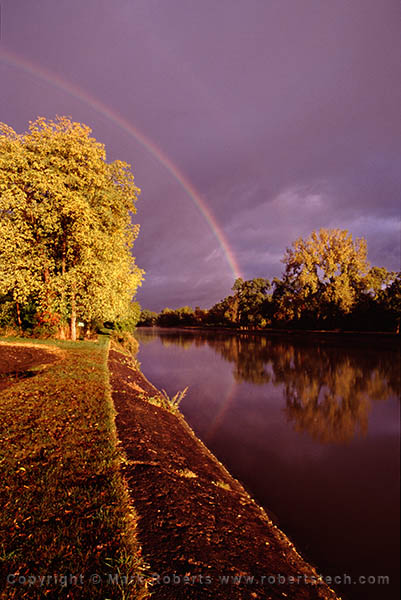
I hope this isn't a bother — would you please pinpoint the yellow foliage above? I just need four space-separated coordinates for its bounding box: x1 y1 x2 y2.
279 228 370 319
0 117 144 337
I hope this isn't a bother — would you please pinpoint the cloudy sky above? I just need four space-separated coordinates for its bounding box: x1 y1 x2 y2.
1 0 400 310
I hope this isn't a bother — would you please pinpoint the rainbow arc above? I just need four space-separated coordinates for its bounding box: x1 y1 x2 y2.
0 49 242 281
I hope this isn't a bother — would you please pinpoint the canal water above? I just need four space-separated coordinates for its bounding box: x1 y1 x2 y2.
133 327 400 600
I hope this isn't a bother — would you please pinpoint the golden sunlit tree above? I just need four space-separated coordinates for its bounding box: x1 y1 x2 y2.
276 228 373 322
0 117 144 340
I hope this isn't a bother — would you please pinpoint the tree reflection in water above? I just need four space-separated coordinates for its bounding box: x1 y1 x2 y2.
137 329 399 444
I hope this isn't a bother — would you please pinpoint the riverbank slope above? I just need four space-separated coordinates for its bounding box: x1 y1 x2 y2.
109 348 341 600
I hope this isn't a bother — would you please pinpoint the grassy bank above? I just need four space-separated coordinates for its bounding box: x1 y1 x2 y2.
0 336 149 599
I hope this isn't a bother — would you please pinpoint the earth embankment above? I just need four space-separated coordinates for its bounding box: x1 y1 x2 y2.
108 348 341 600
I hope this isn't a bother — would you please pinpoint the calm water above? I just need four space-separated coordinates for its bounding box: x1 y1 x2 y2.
134 328 400 600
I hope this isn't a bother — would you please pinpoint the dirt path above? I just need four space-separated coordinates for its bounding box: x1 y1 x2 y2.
0 343 59 390
108 349 341 600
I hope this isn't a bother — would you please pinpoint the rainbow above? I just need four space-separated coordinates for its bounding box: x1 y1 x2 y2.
0 48 242 280
204 378 237 442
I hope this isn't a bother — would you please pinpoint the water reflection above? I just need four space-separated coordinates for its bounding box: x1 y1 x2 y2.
135 328 400 600
137 329 400 444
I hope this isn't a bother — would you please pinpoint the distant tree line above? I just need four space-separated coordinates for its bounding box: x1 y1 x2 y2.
139 229 400 333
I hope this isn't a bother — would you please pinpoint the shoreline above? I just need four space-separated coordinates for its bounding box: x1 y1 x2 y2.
138 324 399 340
0 337 344 599
108 346 342 600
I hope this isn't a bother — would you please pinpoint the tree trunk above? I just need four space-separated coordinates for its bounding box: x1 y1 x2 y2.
15 301 22 334
70 294 77 341
62 237 66 276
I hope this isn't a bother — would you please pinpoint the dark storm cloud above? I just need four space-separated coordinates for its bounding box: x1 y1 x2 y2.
1 0 400 310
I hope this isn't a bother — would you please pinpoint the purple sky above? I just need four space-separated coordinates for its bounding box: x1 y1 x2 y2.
1 0 400 311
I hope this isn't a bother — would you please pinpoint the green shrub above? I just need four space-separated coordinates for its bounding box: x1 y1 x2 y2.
110 330 139 356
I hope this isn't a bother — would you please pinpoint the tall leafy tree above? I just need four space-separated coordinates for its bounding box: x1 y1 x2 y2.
208 295 239 327
277 228 371 323
378 271 401 332
138 309 158 327
0 117 144 339
232 278 271 327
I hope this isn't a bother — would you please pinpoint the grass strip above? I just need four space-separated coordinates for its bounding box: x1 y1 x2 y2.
0 336 149 599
